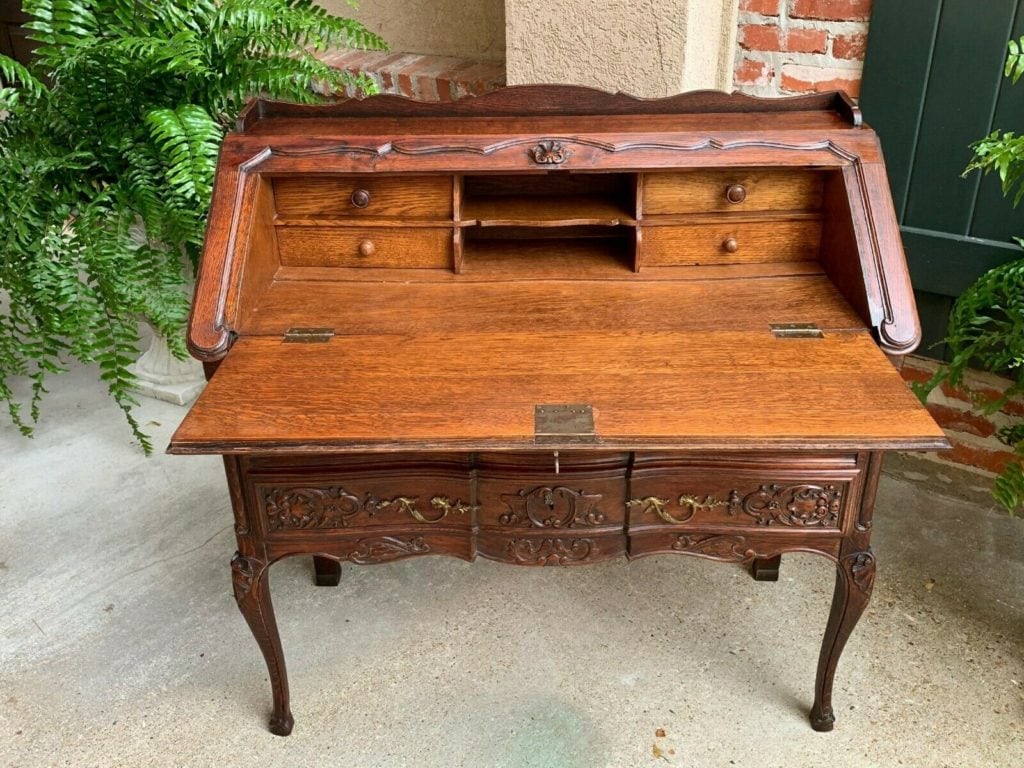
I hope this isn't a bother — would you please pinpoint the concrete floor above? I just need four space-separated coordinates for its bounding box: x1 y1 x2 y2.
1 362 1023 768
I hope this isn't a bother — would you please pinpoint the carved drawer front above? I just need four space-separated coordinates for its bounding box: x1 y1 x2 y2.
477 531 627 566
254 471 474 534
641 219 821 266
628 471 853 531
272 175 453 219
476 452 630 532
641 169 824 214
276 226 452 269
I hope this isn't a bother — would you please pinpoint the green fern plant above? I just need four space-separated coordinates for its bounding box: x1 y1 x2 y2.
914 36 1024 515
0 0 385 452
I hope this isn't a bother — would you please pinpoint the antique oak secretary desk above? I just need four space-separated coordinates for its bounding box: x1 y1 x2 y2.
168 86 948 736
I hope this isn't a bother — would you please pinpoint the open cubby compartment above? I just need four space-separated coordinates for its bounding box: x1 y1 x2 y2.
460 172 638 226
457 172 639 274
461 225 637 278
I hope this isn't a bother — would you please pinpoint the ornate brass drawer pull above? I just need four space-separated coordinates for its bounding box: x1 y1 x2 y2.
628 494 726 524
423 496 478 523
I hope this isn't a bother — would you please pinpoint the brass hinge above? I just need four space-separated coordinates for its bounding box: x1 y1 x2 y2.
535 404 598 444
770 322 823 339
283 327 335 343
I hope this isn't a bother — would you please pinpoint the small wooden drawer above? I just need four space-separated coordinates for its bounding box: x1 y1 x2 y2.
252 470 474 534
641 219 821 265
628 472 853 531
477 530 626 566
272 175 453 218
476 452 629 531
642 170 824 214
477 476 627 530
276 226 452 269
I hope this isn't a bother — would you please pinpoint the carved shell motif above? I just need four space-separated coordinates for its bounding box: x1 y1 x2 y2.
528 140 570 165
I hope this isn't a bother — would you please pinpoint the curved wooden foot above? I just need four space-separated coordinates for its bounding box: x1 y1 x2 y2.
269 710 295 737
810 548 875 732
231 553 293 736
750 554 781 581
313 555 342 587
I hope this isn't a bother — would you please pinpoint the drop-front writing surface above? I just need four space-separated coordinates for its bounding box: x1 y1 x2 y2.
168 86 947 738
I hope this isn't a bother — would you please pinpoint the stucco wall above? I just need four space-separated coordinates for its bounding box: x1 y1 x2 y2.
318 0 505 61
504 0 738 97
505 0 686 97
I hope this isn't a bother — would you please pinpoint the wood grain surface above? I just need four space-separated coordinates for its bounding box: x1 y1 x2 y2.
640 219 822 265
276 225 452 269
643 169 825 214
239 275 865 336
272 175 452 218
169 328 945 453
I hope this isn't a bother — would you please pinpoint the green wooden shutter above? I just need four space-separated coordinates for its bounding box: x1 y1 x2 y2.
860 0 1024 359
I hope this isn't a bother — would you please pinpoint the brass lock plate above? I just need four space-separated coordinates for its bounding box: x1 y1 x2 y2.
534 404 598 444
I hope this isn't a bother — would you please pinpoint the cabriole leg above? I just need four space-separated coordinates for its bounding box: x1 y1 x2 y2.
231 553 294 736
750 554 781 581
313 556 342 586
810 548 876 731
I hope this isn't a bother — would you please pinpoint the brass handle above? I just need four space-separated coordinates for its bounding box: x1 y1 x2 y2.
358 239 376 257
350 188 371 208
725 184 747 204
722 237 739 253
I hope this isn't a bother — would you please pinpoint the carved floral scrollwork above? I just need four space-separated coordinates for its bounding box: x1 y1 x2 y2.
507 537 594 565
528 140 570 165
264 486 363 530
727 484 842 527
347 536 430 564
670 534 749 561
263 485 475 529
499 486 605 528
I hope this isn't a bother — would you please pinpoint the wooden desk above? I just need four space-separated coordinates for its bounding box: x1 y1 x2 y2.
169 87 947 736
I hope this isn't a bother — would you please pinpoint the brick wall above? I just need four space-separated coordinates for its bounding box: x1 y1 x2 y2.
734 0 871 97
321 50 505 101
900 357 1022 476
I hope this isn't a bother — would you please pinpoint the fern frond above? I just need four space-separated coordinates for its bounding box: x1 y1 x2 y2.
145 105 223 204
0 54 45 100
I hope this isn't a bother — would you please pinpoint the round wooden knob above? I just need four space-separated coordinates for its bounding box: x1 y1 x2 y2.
722 237 739 253
358 239 375 257
725 184 747 204
350 189 371 208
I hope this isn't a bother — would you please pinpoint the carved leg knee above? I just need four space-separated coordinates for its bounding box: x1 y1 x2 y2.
313 556 342 587
811 548 875 732
750 555 781 581
232 553 294 736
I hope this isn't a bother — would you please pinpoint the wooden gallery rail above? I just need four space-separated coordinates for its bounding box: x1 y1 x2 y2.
169 86 948 736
